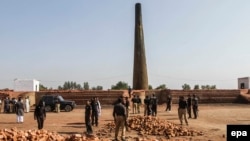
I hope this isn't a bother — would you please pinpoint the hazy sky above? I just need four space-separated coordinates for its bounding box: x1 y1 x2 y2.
1 0 250 90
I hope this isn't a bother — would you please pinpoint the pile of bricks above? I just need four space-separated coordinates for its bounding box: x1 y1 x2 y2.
0 128 100 141
128 115 203 138
1 116 203 141
65 134 100 141
0 128 65 141
103 115 203 139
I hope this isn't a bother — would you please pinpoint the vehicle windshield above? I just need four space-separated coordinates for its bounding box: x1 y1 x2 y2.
58 96 64 101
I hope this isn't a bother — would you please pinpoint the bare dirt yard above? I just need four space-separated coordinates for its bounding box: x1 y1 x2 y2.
0 103 250 141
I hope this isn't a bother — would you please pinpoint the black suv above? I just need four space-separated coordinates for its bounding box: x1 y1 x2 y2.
40 95 76 112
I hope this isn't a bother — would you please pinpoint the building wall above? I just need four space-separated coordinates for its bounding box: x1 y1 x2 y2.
33 80 40 91
238 77 250 89
14 79 40 92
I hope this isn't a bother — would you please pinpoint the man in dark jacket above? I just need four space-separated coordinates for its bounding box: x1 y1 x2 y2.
151 94 158 116
144 96 151 116
15 97 24 123
34 100 46 129
136 95 141 114
131 95 137 114
91 97 99 126
85 100 93 135
187 94 192 118
125 97 130 118
113 98 126 141
192 94 199 119
166 94 172 112
4 97 10 113
178 96 188 125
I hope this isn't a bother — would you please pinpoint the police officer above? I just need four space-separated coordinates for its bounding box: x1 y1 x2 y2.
128 86 132 98
131 95 137 114
113 98 126 141
4 97 10 113
91 97 99 126
144 96 151 116
178 96 188 125
34 100 46 129
85 100 93 135
151 94 158 116
192 94 199 119
136 95 141 114
187 94 192 118
166 94 172 112
125 97 130 118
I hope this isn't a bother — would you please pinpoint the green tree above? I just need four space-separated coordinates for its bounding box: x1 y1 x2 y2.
182 83 191 90
96 86 103 90
39 84 48 91
201 85 216 90
83 82 89 90
155 84 167 90
111 81 128 90
91 86 102 90
194 84 200 90
148 85 153 90
58 86 63 90
210 85 216 89
59 81 83 90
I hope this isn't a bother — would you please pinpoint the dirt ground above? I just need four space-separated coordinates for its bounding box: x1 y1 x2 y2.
0 103 250 141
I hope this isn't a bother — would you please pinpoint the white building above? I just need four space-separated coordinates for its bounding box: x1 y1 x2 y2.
238 77 250 89
14 79 40 92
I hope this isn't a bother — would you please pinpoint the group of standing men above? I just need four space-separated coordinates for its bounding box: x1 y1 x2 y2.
84 97 101 135
112 94 158 141
0 95 46 130
0 96 30 124
187 94 199 119
131 95 141 114
0 96 30 114
143 94 158 116
131 94 158 116
84 93 199 140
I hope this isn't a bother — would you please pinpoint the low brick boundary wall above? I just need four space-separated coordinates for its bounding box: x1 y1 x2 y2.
155 89 241 104
35 90 124 105
1 89 248 105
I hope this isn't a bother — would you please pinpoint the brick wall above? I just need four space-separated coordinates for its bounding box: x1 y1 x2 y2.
155 89 241 104
1 89 247 105
35 90 124 105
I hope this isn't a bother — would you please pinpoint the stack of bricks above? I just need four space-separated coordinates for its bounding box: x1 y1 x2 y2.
0 128 65 141
0 128 100 141
104 115 203 140
128 115 203 138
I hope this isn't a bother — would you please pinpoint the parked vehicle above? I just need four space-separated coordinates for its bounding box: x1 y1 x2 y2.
39 95 76 112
